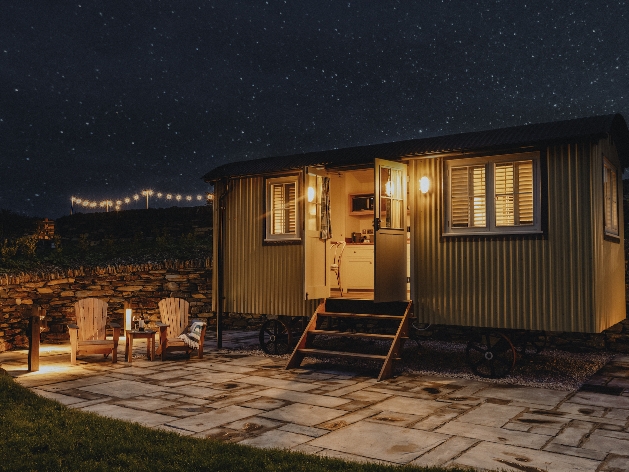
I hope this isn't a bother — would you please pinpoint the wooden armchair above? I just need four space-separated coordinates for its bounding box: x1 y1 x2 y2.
156 297 207 360
68 298 120 364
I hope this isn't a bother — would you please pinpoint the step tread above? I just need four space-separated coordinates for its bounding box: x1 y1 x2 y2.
318 311 402 320
308 330 395 340
297 348 387 360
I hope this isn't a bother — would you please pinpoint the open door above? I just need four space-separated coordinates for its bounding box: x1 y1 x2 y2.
374 158 407 302
304 168 330 300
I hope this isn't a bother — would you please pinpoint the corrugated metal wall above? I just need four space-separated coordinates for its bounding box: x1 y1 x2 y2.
592 137 627 332
214 175 318 318
409 141 621 333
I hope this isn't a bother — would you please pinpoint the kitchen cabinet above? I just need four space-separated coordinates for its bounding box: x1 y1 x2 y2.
342 245 374 290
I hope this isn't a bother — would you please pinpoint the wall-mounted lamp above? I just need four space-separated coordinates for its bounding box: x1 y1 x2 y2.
419 176 431 194
307 186 316 202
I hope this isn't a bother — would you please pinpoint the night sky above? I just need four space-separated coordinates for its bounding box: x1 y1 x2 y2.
2 1 628 218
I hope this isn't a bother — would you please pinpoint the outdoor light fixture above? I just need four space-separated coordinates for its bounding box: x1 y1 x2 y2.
307 186 316 202
419 176 430 194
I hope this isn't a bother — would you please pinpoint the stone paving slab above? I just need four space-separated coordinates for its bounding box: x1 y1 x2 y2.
454 403 525 428
309 421 449 464
475 385 570 407
450 441 600 472
254 387 351 408
79 403 178 428
436 419 552 449
3 337 629 471
79 379 164 399
238 429 312 449
166 405 263 433
409 436 478 467
260 402 346 426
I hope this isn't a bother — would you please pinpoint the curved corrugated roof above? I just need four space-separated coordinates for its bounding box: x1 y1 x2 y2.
203 113 629 181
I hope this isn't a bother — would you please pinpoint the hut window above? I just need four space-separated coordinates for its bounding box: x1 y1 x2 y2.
265 176 301 241
450 165 486 228
495 161 534 227
444 153 541 235
603 158 619 237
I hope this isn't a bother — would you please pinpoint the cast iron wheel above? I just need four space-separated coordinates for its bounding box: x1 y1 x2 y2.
519 331 548 358
466 331 516 378
408 322 432 350
259 319 292 355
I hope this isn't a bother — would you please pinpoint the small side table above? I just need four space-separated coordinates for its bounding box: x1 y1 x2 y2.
125 329 156 363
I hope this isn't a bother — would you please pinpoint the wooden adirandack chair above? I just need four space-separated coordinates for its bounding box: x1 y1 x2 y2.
156 297 207 360
68 298 120 364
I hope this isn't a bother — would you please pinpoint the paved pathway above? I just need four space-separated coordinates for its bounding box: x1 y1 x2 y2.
2 332 629 471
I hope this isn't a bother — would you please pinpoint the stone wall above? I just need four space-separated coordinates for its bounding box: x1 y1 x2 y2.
0 259 213 352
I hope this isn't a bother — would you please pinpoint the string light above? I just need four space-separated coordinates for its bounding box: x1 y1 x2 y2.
70 189 214 213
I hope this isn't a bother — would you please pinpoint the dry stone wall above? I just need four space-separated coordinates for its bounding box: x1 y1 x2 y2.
0 259 213 352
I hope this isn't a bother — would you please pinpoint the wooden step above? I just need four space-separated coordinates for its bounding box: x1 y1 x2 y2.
318 311 402 320
285 299 413 381
308 330 395 340
296 348 387 361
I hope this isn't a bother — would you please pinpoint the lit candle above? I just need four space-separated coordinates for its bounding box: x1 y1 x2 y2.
125 307 132 331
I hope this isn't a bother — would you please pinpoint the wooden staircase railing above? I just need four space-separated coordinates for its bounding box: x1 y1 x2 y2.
285 299 412 381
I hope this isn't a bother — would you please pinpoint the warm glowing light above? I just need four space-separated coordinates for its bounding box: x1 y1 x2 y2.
385 180 394 197
419 176 430 194
307 186 315 202
125 308 132 331
71 188 211 213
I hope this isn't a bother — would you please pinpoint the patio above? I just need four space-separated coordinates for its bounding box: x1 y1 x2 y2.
2 332 629 471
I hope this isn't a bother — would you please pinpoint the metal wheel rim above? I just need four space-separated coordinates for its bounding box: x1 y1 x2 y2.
259 319 292 355
466 331 516 378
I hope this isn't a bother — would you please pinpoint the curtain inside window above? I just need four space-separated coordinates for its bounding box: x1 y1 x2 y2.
319 176 331 239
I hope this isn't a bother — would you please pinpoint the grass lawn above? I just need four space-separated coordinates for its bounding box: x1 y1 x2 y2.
0 374 474 472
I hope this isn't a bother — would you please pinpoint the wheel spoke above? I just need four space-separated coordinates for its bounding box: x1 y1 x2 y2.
469 344 486 354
